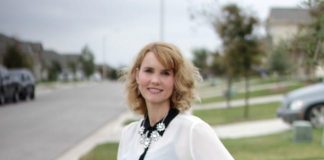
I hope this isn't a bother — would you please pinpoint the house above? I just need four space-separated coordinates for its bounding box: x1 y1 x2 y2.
266 8 324 79
267 8 311 46
42 50 84 81
0 33 85 81
0 33 44 80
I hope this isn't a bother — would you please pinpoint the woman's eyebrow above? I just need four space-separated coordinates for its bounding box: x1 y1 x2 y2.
161 69 173 72
142 66 153 69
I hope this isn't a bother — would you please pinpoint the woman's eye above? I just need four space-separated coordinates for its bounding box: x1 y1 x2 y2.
144 69 153 73
162 71 171 76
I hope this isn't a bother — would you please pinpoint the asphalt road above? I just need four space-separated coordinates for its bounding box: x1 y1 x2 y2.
0 81 127 160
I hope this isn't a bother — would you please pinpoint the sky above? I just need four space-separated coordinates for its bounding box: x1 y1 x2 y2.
0 0 302 67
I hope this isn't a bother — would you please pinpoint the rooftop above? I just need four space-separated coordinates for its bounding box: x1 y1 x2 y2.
268 8 312 25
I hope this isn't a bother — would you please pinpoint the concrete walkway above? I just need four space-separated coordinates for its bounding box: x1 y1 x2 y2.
214 118 291 139
193 94 283 110
199 81 297 98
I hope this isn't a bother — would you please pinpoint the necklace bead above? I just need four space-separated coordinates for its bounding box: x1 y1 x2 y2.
139 121 166 148
151 131 160 141
143 137 151 148
156 123 165 131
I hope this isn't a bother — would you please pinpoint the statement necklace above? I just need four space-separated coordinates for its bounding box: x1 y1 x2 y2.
138 116 166 148
138 108 179 160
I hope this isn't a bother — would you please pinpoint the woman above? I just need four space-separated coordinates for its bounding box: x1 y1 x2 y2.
118 42 234 160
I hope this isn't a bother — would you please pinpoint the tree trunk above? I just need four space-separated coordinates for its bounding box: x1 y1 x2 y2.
226 76 232 108
244 72 250 119
311 39 322 80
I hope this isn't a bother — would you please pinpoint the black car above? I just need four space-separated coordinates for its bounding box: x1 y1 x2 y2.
0 66 19 104
9 69 35 101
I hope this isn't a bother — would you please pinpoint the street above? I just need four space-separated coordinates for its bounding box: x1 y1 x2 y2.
0 81 127 160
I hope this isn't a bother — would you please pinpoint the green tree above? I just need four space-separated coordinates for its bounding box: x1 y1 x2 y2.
80 46 95 78
108 68 118 80
3 43 33 70
288 33 309 77
213 4 264 118
290 0 324 80
48 60 62 81
68 61 77 81
209 52 226 77
192 48 209 78
269 41 292 78
307 0 324 61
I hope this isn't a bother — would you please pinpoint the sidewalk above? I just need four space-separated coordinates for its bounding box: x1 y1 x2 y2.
214 118 291 139
199 81 297 98
193 94 283 110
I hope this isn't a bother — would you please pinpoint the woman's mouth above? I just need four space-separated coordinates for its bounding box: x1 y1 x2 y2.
148 88 163 94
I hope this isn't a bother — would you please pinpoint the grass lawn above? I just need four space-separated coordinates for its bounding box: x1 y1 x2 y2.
200 82 305 104
79 143 119 160
223 129 324 160
193 102 280 125
80 129 324 160
248 76 292 85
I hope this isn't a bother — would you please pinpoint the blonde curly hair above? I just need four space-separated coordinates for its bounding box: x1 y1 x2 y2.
122 42 202 115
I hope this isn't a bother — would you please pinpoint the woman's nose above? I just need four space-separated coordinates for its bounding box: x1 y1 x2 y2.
150 74 161 85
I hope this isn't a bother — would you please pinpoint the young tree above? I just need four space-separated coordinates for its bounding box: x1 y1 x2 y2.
68 61 77 81
80 46 95 78
48 60 62 81
290 0 324 80
213 4 264 118
269 42 292 77
209 52 226 77
306 0 324 66
192 48 209 78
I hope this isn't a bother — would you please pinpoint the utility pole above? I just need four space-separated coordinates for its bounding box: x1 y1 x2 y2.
160 0 164 41
102 35 107 80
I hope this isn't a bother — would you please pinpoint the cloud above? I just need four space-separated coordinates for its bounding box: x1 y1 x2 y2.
0 0 300 67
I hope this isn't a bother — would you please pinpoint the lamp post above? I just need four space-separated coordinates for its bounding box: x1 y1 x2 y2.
102 35 107 80
160 0 164 41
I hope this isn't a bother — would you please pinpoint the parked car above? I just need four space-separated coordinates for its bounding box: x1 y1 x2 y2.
277 82 324 128
0 66 19 104
8 69 35 101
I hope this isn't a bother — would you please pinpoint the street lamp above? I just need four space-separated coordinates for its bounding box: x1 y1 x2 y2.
160 0 164 41
102 35 107 80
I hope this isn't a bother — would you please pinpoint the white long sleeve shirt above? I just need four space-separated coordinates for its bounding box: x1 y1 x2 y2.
118 113 234 160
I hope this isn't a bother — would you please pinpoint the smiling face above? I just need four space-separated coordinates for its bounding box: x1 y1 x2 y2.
136 52 175 107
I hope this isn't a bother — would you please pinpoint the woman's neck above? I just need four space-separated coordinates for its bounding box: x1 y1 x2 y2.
146 102 170 126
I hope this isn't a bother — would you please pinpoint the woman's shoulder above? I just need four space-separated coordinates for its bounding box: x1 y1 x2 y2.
175 112 208 128
121 119 141 135
176 113 218 139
